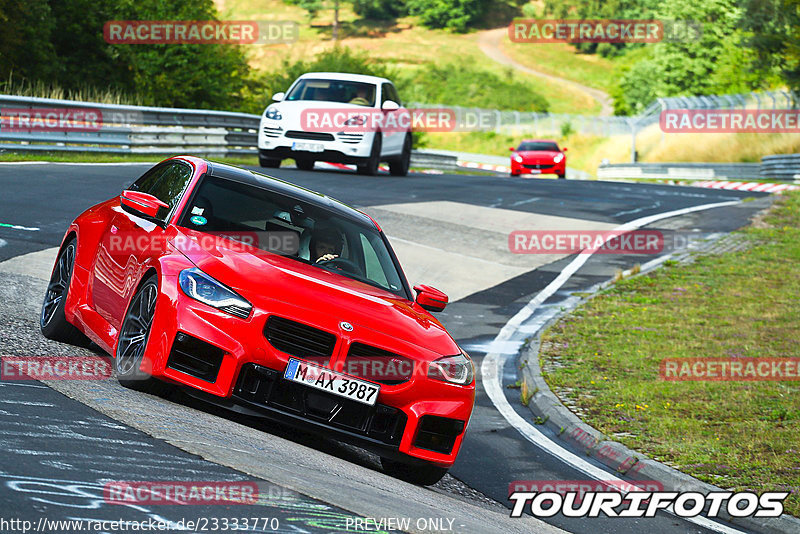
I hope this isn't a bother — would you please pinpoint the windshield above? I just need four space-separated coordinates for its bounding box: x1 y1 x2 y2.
178 175 406 296
517 141 559 152
285 79 377 107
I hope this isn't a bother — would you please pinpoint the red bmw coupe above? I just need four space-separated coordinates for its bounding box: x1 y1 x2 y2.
509 139 567 178
40 156 474 485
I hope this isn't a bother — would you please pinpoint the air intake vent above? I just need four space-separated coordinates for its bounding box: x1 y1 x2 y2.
344 342 413 385
413 415 464 455
263 125 282 138
166 332 225 383
285 130 335 141
265 316 336 360
338 132 364 144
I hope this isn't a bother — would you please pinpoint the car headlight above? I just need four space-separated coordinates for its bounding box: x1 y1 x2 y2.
345 114 367 126
553 153 564 163
179 268 252 319
428 352 474 385
265 107 282 120
512 153 523 163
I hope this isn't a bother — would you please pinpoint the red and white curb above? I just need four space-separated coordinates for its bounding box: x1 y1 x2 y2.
457 161 510 173
314 160 510 175
677 180 799 194
315 162 443 174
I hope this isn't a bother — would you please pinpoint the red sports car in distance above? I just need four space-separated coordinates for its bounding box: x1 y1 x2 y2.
40 156 475 485
509 139 567 178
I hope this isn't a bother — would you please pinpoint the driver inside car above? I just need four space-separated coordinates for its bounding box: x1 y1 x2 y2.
349 86 370 106
311 225 345 264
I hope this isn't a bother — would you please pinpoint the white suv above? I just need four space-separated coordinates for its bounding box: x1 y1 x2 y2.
258 72 412 176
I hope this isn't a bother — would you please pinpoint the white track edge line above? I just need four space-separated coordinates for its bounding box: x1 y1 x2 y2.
481 200 746 534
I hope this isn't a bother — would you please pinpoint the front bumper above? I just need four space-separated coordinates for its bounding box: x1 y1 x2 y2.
258 119 375 162
510 160 566 175
142 279 474 467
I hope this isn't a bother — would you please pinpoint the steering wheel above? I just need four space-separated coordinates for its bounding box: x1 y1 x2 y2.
318 257 362 275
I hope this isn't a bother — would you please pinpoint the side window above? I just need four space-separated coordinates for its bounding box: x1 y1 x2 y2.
130 162 193 220
130 163 170 194
387 84 401 106
381 83 392 105
360 234 389 287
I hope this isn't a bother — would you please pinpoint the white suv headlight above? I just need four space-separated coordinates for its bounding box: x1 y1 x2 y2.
345 114 367 126
265 107 282 120
428 353 474 385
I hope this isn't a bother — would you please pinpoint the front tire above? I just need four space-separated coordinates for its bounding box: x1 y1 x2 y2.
259 154 281 168
389 135 411 176
357 134 382 176
557 172 566 179
295 159 315 171
40 239 87 345
115 275 170 395
380 457 448 486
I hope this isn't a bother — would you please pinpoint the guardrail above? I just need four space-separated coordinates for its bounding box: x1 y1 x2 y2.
0 95 260 157
4 95 799 180
760 154 800 180
409 149 458 171
598 157 800 182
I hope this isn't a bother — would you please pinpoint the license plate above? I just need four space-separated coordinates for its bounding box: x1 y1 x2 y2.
529 169 541 174
283 359 380 406
291 142 324 153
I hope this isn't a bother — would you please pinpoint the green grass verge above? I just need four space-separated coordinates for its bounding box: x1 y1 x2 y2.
540 191 800 517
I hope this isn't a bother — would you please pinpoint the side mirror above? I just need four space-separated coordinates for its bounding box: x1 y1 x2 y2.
562 147 568 152
120 190 169 220
381 100 400 111
272 92 285 102
413 284 448 312
509 147 515 152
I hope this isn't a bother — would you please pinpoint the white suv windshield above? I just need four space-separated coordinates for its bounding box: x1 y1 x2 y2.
285 79 377 107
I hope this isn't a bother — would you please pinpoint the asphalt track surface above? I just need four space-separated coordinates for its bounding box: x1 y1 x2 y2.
0 162 771 534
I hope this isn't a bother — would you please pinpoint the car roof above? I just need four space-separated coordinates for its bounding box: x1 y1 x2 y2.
520 139 559 144
204 160 377 229
296 72 391 85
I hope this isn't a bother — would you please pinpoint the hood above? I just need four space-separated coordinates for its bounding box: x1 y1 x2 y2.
170 227 460 359
516 150 562 160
